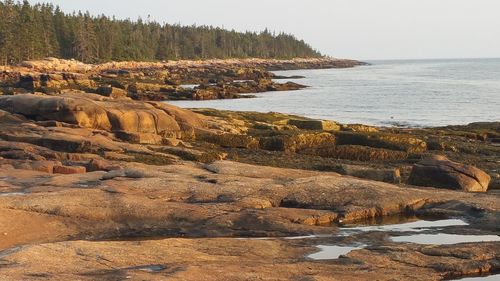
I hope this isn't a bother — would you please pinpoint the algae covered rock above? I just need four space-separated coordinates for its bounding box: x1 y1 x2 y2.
259 133 335 153
288 119 340 132
199 132 259 149
313 145 408 161
341 124 379 133
336 131 427 153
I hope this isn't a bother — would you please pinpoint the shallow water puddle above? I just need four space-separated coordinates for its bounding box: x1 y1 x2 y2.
0 192 26 197
285 235 320 240
307 245 366 260
342 219 469 233
124 264 167 273
455 275 500 280
391 234 500 245
237 234 328 240
179 84 199 89
307 218 497 260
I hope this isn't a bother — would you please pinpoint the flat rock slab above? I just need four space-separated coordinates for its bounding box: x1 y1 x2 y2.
0 238 497 281
0 160 498 251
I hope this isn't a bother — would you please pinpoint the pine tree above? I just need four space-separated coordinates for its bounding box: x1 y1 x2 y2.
0 1 7 65
39 3 60 57
1 0 20 64
0 1 322 64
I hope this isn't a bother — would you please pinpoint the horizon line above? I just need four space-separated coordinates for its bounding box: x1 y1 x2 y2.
357 56 500 62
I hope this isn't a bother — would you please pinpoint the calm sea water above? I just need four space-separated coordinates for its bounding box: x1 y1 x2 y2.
166 58 500 127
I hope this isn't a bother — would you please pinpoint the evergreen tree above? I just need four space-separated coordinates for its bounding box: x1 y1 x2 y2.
0 0 322 64
0 0 19 64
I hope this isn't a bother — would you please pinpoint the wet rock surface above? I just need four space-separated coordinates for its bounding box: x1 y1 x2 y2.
0 60 498 280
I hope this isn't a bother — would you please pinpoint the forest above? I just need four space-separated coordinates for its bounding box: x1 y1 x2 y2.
0 0 322 64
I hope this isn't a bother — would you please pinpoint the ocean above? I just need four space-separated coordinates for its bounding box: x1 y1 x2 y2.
166 58 500 127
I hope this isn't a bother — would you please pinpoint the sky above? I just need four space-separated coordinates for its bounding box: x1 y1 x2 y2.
28 0 500 60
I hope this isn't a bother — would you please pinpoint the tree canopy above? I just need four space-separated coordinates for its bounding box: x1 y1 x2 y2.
0 0 322 64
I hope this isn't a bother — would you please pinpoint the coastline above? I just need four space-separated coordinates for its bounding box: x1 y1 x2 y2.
0 57 364 101
165 59 500 128
0 58 498 280
1 57 366 73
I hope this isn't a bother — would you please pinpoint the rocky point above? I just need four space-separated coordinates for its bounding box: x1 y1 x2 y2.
0 58 498 281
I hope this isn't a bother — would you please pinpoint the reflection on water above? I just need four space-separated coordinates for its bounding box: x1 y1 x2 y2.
308 217 498 259
391 234 500 245
179 84 199 89
0 192 26 197
455 274 500 281
307 244 366 260
124 264 167 272
284 235 318 240
342 219 468 233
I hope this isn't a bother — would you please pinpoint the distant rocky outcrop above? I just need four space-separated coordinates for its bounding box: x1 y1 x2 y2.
19 57 93 72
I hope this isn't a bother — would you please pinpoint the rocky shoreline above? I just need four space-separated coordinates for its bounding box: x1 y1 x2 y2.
1 57 364 101
0 58 498 281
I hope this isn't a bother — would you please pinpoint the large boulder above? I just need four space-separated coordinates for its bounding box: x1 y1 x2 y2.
408 155 491 192
148 102 205 129
0 94 205 144
102 102 181 137
0 95 112 130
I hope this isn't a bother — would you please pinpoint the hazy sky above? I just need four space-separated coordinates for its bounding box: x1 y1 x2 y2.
28 0 500 60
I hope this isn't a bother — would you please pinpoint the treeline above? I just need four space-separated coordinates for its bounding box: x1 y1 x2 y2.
0 0 322 64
